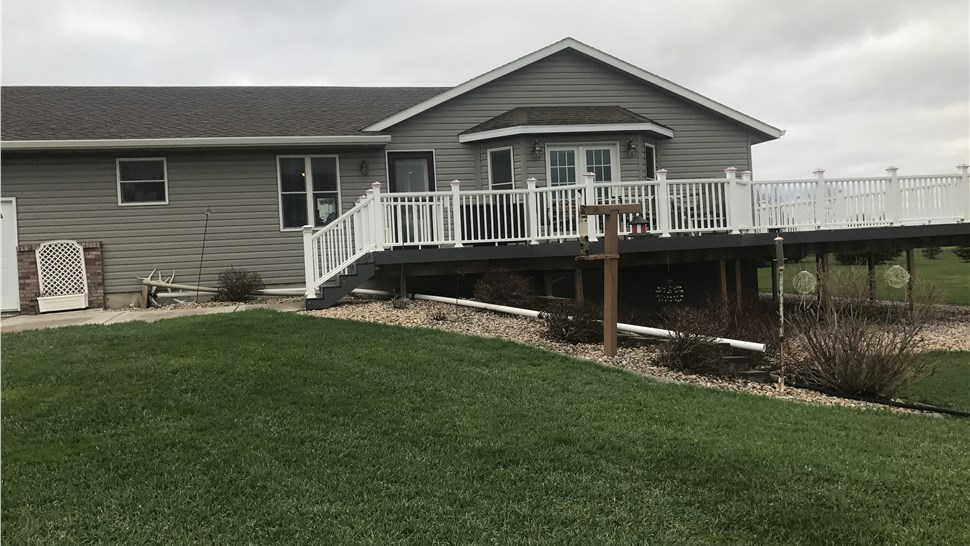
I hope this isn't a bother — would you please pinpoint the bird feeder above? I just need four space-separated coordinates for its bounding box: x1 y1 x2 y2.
628 213 650 238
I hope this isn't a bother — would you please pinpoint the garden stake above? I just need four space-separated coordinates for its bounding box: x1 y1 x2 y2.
775 235 785 390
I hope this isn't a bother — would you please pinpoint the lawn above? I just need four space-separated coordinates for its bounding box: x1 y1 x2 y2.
757 247 970 305
3 310 969 545
902 351 970 410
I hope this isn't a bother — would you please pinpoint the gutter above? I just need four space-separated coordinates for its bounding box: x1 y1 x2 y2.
1 134 392 151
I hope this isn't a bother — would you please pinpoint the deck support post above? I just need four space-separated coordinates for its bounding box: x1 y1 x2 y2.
813 169 826 228
656 169 671 238
957 164 970 221
867 251 876 301
450 180 464 248
906 247 916 316
399 264 407 298
719 257 729 303
574 267 584 304
735 258 743 305
371 181 386 251
543 271 554 297
526 177 540 245
302 225 316 299
885 166 899 225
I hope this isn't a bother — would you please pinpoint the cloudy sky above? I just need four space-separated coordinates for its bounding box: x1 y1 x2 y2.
3 0 967 178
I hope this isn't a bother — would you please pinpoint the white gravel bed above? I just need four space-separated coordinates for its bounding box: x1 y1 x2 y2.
303 296 970 414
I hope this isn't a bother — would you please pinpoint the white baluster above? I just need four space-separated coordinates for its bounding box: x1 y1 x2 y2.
656 169 671 238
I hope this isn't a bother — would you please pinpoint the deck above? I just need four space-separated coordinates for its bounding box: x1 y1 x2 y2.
302 166 970 304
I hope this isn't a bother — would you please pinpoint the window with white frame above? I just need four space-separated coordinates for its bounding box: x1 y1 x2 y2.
487 147 515 190
546 144 619 186
278 155 341 230
644 143 657 179
117 158 168 205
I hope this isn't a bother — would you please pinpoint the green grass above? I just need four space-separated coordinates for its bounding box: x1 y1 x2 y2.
757 248 970 305
901 351 970 410
3 310 970 545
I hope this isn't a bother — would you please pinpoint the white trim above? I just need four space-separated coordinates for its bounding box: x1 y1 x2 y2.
545 143 621 186
363 37 785 139
276 154 342 232
486 146 515 190
2 135 392 151
385 149 438 192
459 123 673 143
116 157 169 206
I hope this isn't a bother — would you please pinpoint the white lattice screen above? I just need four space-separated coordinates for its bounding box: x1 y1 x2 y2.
36 240 89 297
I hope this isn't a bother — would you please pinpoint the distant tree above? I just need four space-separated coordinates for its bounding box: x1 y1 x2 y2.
953 246 970 262
921 247 942 260
834 250 902 266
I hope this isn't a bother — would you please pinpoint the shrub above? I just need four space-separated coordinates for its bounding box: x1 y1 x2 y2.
541 300 603 344
953 246 970 262
214 267 265 302
472 270 535 308
654 305 729 373
428 306 447 321
391 297 410 310
921 247 942 260
791 269 937 398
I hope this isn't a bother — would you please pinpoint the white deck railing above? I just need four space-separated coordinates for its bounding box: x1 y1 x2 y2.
304 164 970 297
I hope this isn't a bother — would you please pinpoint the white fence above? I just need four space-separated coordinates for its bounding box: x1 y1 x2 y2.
304 164 970 297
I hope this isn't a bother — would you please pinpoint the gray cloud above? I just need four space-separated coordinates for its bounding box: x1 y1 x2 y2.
2 0 967 178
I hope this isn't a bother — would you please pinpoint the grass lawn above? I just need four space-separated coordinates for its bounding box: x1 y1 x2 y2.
902 351 970 410
757 248 970 305
3 310 970 545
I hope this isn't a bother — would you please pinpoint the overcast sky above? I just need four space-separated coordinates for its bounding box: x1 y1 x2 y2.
2 0 967 178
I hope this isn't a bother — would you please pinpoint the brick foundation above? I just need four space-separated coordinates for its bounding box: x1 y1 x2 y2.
16 242 105 314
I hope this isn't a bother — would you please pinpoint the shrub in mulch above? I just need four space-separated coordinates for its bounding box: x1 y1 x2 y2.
472 270 535 308
214 267 265 302
541 300 603 344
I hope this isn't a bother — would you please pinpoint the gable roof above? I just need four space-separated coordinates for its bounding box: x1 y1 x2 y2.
1 86 446 148
363 38 784 140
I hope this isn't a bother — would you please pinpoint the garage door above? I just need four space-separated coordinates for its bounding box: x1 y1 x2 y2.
1 198 21 312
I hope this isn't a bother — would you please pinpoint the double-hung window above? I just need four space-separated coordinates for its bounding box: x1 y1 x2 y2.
278 155 341 230
487 147 515 190
546 144 619 186
117 158 168 206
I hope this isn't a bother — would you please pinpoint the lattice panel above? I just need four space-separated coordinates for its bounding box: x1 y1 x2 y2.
36 240 88 297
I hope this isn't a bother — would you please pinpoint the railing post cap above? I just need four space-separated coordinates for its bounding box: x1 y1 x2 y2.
656 168 668 174
957 163 969 172
371 181 382 190
886 165 898 173
812 168 825 174
301 225 314 234
724 166 738 172
450 179 461 188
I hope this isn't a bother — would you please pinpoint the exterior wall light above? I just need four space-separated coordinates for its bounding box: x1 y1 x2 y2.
359 160 369 176
626 139 638 157
531 140 544 159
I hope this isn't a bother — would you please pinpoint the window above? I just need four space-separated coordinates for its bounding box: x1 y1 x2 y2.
277 155 341 230
546 144 619 186
117 158 168 205
644 143 657 179
487 147 515 190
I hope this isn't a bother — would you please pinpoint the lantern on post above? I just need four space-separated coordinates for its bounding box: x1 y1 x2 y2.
628 213 650 238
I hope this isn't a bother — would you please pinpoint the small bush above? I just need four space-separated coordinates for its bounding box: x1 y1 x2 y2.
655 305 732 373
921 247 942 260
953 246 970 262
541 300 603 344
472 271 535 308
792 269 938 398
429 307 447 321
391 297 410 310
214 268 265 302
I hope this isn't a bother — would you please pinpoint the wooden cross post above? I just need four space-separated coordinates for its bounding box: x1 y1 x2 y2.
576 203 641 357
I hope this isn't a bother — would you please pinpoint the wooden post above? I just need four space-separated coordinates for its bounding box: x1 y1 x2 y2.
719 257 729 303
867 251 876 301
140 283 151 309
543 271 554 297
575 203 640 357
399 264 407 298
906 247 915 315
574 268 584 304
734 259 743 306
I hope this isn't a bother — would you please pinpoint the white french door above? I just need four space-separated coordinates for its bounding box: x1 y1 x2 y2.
546 144 620 186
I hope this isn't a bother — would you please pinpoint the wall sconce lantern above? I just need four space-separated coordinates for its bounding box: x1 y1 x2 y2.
530 140 544 159
629 212 650 238
626 139 638 157
359 160 369 176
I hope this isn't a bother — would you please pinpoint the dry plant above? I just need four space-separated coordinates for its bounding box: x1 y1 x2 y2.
791 268 938 398
541 300 603 344
472 270 535 308
214 267 265 302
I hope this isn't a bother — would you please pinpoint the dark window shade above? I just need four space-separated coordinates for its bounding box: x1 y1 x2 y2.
120 181 166 203
281 194 309 228
119 160 165 181
311 157 338 192
489 149 513 189
279 158 307 192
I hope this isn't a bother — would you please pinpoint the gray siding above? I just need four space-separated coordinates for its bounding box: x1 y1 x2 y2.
2 148 386 294
387 50 756 185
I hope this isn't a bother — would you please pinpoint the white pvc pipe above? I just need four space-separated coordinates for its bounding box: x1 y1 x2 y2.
409 293 765 353
141 279 305 297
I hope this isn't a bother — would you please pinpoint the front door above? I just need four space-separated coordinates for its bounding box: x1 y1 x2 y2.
387 152 436 244
1 198 21 311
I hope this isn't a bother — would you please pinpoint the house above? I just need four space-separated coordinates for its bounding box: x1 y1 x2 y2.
5 38 963 313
